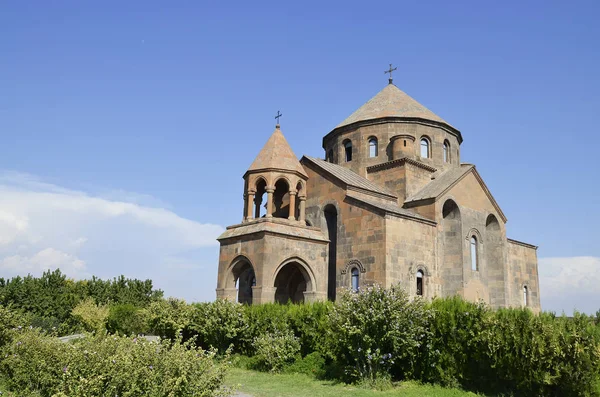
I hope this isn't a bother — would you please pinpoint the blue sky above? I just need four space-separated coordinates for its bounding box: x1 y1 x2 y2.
1 1 599 314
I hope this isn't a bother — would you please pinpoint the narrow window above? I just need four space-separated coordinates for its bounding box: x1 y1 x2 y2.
351 267 359 292
403 140 406 147
443 141 450 163
416 270 424 296
470 236 478 271
368 138 378 158
344 141 352 162
523 286 528 306
420 138 429 158
327 149 334 163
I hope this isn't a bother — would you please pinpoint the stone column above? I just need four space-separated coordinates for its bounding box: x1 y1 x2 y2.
242 194 248 222
246 190 255 221
266 187 275 218
252 286 276 304
254 194 263 219
298 196 306 223
288 190 297 221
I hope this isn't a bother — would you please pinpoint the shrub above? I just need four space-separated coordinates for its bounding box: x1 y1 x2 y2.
426 297 491 388
285 351 326 378
106 303 148 335
0 305 29 349
253 329 300 372
285 302 333 357
71 297 109 333
328 284 434 383
0 327 230 396
190 299 249 354
145 297 193 340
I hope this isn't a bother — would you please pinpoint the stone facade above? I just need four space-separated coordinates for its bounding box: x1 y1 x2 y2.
216 82 541 312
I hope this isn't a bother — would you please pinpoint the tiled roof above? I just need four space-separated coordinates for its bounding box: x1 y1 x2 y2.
345 192 435 224
405 164 474 203
336 84 451 129
248 127 308 178
302 156 397 198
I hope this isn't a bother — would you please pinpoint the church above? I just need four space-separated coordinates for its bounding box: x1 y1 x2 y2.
215 72 541 312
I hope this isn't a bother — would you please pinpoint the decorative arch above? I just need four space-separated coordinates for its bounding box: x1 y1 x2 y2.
273 256 317 304
323 202 339 301
341 259 366 274
465 228 483 242
441 198 463 297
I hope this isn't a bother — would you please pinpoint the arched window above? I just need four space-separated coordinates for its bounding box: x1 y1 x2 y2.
523 286 528 307
368 137 378 158
351 267 359 292
470 236 478 271
327 149 334 163
344 140 352 162
416 270 424 296
420 138 430 158
443 141 450 163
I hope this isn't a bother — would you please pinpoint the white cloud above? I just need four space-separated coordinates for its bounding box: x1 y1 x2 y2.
539 256 600 315
0 171 224 302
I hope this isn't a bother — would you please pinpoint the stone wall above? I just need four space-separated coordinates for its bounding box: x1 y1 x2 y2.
507 240 541 313
323 120 461 177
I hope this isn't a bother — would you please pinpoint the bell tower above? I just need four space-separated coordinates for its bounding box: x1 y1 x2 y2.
216 122 329 305
242 124 308 224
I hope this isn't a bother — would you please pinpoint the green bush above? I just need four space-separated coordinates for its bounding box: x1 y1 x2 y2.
190 299 249 354
0 305 29 349
71 297 109 333
0 327 230 397
253 329 300 372
145 297 193 340
106 303 148 335
328 284 434 382
426 297 491 388
285 351 326 378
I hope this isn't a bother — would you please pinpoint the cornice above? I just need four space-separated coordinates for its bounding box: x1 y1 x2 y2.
366 157 437 174
507 238 538 250
323 117 463 148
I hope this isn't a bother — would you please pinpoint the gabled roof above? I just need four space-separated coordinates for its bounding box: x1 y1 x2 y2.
405 164 474 203
302 156 397 199
335 84 452 129
247 126 308 178
405 164 507 223
345 191 435 225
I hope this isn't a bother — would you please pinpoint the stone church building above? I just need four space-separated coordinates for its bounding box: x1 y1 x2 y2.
216 78 541 312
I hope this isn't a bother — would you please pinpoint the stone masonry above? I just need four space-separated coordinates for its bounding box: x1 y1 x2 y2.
215 80 541 312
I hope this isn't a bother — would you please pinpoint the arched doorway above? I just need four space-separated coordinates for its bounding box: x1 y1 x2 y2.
324 204 338 301
230 258 256 305
274 261 311 304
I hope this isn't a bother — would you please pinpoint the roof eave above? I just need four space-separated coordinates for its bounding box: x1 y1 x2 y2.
322 117 463 149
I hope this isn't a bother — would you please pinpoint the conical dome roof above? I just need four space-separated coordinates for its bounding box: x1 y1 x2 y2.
247 126 308 178
336 84 452 129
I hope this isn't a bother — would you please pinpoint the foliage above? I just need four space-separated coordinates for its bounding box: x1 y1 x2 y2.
0 327 230 397
106 303 149 335
253 329 300 372
426 297 491 388
71 297 109 333
329 285 433 382
0 269 162 334
145 297 193 340
0 305 29 349
190 299 249 354
285 351 326 378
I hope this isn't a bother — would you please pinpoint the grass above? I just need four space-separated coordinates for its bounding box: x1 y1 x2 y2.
225 367 481 397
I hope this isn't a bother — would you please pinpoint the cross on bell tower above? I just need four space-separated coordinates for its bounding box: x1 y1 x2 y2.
275 110 282 128
384 63 398 85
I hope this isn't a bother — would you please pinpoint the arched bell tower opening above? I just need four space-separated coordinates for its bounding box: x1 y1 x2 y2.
324 204 338 301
